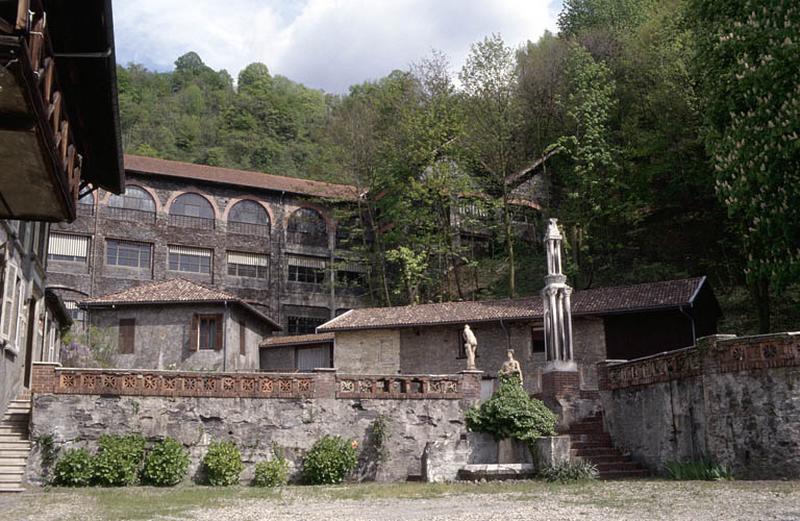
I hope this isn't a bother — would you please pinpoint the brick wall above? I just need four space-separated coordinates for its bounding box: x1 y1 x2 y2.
335 329 401 373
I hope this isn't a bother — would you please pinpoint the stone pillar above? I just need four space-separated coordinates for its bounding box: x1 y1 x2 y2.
542 219 580 398
459 370 483 404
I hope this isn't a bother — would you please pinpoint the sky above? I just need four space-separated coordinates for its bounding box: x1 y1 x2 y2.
112 0 561 93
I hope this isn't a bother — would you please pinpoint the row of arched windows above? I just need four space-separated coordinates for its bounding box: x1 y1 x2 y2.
81 187 329 246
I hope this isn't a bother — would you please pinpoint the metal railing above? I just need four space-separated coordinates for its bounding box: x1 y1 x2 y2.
168 214 215 230
102 206 156 224
228 221 270 237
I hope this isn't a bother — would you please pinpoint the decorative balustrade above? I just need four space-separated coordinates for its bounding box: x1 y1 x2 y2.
600 333 800 391
31 365 481 401
336 374 462 399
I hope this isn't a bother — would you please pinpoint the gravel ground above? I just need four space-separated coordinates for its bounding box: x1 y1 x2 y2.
2 480 800 521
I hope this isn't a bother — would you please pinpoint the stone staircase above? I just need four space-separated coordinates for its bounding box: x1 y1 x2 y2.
565 413 649 479
0 398 32 492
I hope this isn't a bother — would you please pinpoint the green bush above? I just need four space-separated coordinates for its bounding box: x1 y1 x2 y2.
465 374 557 444
203 440 244 486
92 434 147 486
541 461 599 483
142 438 190 486
665 459 733 481
303 435 358 485
53 448 94 487
253 445 289 487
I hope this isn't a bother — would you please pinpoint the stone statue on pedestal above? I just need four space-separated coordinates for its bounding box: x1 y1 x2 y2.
462 324 478 370
499 349 523 385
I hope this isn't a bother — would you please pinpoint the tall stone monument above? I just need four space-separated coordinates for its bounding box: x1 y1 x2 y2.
541 219 579 396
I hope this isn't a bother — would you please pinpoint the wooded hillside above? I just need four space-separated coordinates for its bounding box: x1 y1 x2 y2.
117 0 799 334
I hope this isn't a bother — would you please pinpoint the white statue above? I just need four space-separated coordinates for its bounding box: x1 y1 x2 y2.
499 349 523 385
462 324 478 370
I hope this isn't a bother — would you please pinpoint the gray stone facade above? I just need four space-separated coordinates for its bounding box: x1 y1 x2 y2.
86 303 274 371
47 170 367 336
332 317 606 393
27 392 474 484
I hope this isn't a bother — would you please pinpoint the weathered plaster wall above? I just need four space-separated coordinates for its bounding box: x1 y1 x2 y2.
87 304 269 372
599 333 800 479
573 317 606 390
335 329 401 374
27 393 472 484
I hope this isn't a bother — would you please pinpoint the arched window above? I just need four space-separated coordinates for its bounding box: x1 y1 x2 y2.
105 186 156 222
169 193 214 229
287 208 327 247
228 200 270 236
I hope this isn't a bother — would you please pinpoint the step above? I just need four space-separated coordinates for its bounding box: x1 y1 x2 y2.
0 449 29 459
0 434 27 443
579 454 630 464
0 486 25 493
570 442 614 450
0 441 31 450
0 474 24 483
572 447 621 456
0 425 28 434
0 458 28 467
0 466 26 474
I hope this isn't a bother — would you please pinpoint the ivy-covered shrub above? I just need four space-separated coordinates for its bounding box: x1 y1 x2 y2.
53 448 94 487
303 435 358 485
92 434 147 486
541 461 599 483
465 375 557 444
253 444 289 487
142 438 190 486
203 441 244 486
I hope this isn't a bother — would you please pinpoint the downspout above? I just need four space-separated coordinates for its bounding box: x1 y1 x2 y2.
222 300 228 372
679 305 696 346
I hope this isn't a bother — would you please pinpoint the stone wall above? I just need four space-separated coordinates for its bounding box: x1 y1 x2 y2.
335 329 401 374
27 364 481 484
598 332 800 479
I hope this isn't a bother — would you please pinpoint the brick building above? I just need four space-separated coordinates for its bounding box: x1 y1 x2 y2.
267 277 722 394
47 155 369 337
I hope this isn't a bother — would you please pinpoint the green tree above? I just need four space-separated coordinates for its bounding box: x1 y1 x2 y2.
689 0 800 332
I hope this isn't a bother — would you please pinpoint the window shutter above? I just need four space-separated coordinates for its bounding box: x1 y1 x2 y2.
239 320 246 356
214 314 224 352
0 262 13 341
189 314 199 351
119 319 135 354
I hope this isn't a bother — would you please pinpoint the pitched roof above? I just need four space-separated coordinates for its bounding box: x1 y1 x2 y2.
318 277 709 332
124 155 360 201
260 333 334 349
80 278 281 330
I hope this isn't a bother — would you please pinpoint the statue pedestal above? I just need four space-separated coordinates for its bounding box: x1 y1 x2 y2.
540 369 580 398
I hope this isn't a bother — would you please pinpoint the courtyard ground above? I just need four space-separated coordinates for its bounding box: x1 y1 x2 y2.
1 480 799 521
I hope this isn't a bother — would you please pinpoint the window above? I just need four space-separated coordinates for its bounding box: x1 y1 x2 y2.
119 318 135 354
168 245 212 274
107 240 152 268
228 200 270 236
532 328 545 354
1 262 19 344
287 208 327 247
78 192 95 215
287 316 326 335
287 256 326 284
106 186 156 222
227 251 268 279
190 314 222 351
337 270 366 288
48 233 90 263
64 301 86 328
170 193 214 229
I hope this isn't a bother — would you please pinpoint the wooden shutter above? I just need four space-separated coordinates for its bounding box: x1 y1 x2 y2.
119 319 135 354
239 320 246 356
189 314 199 351
214 314 223 351
1 263 17 341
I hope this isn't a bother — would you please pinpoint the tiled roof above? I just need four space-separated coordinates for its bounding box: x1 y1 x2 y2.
124 155 360 201
80 278 281 330
260 333 334 348
319 277 708 332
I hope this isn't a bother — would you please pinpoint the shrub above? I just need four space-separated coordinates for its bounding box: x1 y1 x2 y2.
253 444 289 487
541 461 599 483
142 438 190 486
92 434 147 486
303 435 358 485
465 374 557 444
203 440 244 486
53 448 94 487
665 459 733 481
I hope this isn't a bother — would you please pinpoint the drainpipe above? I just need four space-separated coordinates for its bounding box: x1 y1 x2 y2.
222 300 228 372
679 305 696 346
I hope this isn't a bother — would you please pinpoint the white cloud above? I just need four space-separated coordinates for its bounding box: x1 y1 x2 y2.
112 0 559 92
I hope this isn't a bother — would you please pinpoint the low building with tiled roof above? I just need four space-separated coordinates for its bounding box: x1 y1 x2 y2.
259 333 335 372
263 277 720 392
80 278 281 372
